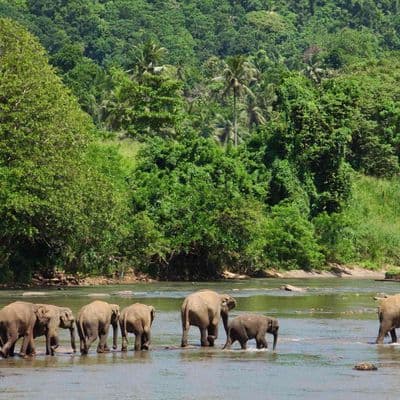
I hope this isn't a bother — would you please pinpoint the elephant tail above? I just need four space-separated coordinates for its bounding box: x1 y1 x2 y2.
181 303 190 330
122 314 128 338
77 318 88 353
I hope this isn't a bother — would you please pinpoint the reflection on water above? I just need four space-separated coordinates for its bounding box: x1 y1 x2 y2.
1 279 400 399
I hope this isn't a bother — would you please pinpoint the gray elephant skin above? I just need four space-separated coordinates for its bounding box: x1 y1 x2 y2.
376 294 400 344
223 314 279 350
0 301 50 358
28 304 76 355
77 300 120 354
181 289 236 347
120 303 155 351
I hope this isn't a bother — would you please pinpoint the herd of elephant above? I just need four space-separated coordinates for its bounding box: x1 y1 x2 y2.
0 288 399 359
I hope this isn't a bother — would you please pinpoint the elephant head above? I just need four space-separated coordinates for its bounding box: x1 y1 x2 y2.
267 317 279 351
59 308 76 353
220 294 237 335
110 304 120 349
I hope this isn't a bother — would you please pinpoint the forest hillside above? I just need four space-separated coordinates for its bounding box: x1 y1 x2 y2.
0 0 399 282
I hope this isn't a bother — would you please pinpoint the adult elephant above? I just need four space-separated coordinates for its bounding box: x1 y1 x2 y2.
27 305 76 355
77 300 120 354
223 314 279 350
181 289 236 347
120 303 155 351
376 294 400 344
0 301 50 358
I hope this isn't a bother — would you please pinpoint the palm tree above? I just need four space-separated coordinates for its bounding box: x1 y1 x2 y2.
213 114 234 147
242 92 266 131
215 55 258 146
131 39 168 79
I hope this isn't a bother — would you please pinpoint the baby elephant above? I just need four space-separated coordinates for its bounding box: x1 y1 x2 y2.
77 300 120 355
223 314 279 351
120 303 155 351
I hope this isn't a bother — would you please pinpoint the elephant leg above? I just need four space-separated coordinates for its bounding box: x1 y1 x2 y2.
207 324 218 347
181 325 189 348
256 334 268 349
390 329 397 343
200 327 209 347
376 322 390 344
141 328 151 350
120 321 128 352
134 332 142 351
1 333 18 358
9 342 16 357
20 331 33 357
50 335 59 356
239 339 248 350
97 332 109 353
21 337 34 356
121 333 128 352
85 333 98 354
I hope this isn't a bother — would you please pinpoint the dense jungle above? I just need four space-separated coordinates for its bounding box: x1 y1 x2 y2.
0 0 400 283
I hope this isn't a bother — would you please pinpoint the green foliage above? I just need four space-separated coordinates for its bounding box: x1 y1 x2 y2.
0 18 129 282
129 135 268 278
263 203 325 271
1 1 400 282
315 174 400 268
102 67 185 139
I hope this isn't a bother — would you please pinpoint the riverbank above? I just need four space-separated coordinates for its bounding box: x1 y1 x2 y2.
223 264 386 280
1 263 389 289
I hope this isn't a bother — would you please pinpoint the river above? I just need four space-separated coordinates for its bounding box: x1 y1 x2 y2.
0 278 400 399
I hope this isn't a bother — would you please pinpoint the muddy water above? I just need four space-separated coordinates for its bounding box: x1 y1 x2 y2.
1 278 400 399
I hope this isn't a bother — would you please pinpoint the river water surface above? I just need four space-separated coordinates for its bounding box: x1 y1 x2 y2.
1 278 400 399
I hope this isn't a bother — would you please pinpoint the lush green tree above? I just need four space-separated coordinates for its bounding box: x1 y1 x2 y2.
102 68 186 139
0 18 129 281
129 135 268 278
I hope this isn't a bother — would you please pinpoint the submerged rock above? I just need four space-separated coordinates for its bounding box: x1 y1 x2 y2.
354 362 378 371
112 290 135 297
22 291 46 297
280 284 306 292
222 270 249 280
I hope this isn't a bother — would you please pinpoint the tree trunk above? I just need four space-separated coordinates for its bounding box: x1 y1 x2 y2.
233 90 238 147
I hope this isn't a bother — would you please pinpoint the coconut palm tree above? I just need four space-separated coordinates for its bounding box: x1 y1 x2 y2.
215 55 258 146
131 39 168 79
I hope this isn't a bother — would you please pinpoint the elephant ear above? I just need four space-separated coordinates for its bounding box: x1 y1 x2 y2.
60 309 73 326
220 295 237 310
35 305 51 323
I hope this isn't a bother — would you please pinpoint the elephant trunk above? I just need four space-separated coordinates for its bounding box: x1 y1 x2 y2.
272 332 278 351
69 324 76 353
112 322 118 350
221 312 229 336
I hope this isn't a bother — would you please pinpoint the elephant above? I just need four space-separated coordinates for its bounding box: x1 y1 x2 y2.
76 300 120 354
223 314 279 350
376 294 400 344
0 301 51 358
25 305 76 355
181 289 237 347
120 303 155 351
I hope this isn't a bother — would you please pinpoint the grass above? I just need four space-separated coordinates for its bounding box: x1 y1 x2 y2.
343 174 400 267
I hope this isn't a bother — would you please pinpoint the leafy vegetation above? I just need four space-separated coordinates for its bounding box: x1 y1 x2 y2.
0 0 400 282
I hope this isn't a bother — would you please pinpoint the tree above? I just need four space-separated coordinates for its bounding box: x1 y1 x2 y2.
130 39 168 79
0 19 129 281
215 55 258 146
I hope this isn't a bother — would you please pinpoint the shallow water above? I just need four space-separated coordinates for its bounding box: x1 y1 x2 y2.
1 278 400 399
